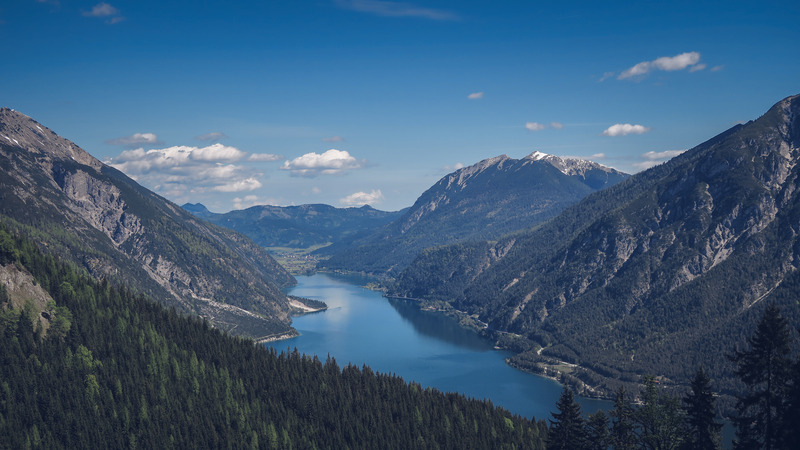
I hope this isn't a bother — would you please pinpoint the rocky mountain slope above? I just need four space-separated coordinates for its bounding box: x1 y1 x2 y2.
183 202 405 250
0 108 296 340
391 94 800 394
321 152 628 275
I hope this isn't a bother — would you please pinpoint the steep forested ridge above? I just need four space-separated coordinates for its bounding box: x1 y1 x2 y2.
322 153 628 276
391 94 800 396
0 108 295 340
0 224 547 448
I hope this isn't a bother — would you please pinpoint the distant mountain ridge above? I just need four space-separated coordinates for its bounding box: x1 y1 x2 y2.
320 152 629 275
391 94 800 394
182 203 405 250
0 107 296 340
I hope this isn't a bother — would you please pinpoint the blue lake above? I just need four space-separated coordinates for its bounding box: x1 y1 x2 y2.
266 272 612 421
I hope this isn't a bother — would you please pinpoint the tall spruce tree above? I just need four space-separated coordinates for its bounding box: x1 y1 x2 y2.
729 304 793 450
548 386 587 450
683 368 722 450
586 410 611 450
636 375 685 450
610 386 637 450
781 354 800 447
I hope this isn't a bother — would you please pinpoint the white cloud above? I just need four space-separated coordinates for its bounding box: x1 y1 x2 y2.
602 123 651 137
323 135 345 142
689 63 707 73
213 177 262 192
281 149 364 177
340 189 384 206
525 122 547 131
711 65 724 72
248 153 283 162
311 187 322 194
618 52 702 80
83 2 118 17
83 2 124 23
633 149 687 171
191 143 247 162
106 132 161 147
550 122 564 129
106 143 261 199
590 153 606 159
195 132 227 142
598 71 616 82
468 92 484 100
334 0 459 21
642 149 686 160
444 162 465 172
233 195 280 210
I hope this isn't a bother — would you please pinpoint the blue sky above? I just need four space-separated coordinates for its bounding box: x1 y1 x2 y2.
3 0 799 212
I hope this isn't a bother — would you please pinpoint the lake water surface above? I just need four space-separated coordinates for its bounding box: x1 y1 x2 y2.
266 272 611 421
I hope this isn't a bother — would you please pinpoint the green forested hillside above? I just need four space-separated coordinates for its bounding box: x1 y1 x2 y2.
0 224 547 449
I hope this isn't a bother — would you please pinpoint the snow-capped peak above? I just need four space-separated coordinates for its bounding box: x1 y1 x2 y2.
526 150 551 161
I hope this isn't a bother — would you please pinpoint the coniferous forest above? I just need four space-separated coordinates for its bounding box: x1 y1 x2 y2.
0 224 547 449
546 303 800 450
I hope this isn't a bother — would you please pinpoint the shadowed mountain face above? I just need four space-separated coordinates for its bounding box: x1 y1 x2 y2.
320 152 628 276
183 203 406 250
391 94 800 392
0 108 296 340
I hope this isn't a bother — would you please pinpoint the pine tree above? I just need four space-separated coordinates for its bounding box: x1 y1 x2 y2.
637 375 684 450
586 410 610 450
780 355 800 448
729 304 793 450
548 386 587 450
683 368 722 450
610 386 637 450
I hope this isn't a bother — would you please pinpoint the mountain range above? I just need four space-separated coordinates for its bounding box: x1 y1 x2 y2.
321 152 629 275
391 94 800 395
0 108 297 340
182 202 405 250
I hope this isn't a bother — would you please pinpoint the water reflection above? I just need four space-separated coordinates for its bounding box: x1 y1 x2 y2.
387 297 493 352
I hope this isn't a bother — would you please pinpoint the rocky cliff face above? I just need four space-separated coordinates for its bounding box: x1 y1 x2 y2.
321 152 628 275
0 108 296 340
391 94 800 392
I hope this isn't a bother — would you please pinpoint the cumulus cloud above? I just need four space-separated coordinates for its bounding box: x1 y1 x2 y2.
248 153 283 162
233 195 280 210
602 123 651 137
191 143 247 162
525 122 547 131
323 135 345 142
195 132 227 142
106 143 262 198
83 2 124 23
468 92 484 100
106 132 161 147
281 149 364 177
633 149 687 170
618 52 702 80
444 162 465 172
334 0 459 21
340 189 384 206
550 122 564 129
213 177 262 192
